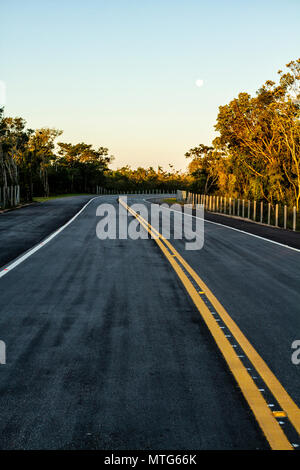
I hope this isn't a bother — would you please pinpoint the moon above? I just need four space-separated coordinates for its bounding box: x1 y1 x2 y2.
195 79 204 87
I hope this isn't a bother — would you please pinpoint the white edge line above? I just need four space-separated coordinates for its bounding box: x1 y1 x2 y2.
0 196 101 278
142 198 300 254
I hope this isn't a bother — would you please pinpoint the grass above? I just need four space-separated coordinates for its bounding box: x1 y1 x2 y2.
33 193 92 203
160 197 185 206
161 198 178 205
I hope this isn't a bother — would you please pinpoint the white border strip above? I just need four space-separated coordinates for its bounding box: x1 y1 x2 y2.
0 196 101 278
143 198 300 254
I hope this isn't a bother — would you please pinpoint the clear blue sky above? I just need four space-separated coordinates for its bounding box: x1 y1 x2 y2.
1 0 299 170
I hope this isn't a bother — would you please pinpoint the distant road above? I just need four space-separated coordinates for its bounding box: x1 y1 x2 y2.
0 195 299 449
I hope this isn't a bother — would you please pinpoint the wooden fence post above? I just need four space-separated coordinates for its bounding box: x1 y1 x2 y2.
284 205 287 229
293 206 296 231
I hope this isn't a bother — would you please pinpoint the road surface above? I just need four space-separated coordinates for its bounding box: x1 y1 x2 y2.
0 196 93 268
0 195 299 449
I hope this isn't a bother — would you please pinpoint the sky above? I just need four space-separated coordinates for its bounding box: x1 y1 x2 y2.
1 0 299 171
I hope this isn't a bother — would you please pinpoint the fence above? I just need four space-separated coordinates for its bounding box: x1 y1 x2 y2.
183 192 300 232
96 187 177 195
0 186 20 209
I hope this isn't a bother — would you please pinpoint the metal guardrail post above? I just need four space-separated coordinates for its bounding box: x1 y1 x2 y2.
260 201 263 223
253 201 256 221
247 200 250 219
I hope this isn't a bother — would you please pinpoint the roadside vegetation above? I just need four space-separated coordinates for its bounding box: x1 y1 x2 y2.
0 59 299 208
186 59 300 209
160 198 178 205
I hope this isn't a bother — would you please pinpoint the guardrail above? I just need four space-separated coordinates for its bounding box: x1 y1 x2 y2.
182 192 300 232
96 187 177 195
0 185 20 209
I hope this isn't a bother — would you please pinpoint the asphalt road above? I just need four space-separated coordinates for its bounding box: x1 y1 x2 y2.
0 196 93 268
0 195 299 449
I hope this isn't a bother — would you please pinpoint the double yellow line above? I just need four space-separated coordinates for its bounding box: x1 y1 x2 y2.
120 198 300 450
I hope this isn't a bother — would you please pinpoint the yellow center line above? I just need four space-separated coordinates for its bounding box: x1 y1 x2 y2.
120 198 296 450
125 200 300 434
162 241 300 437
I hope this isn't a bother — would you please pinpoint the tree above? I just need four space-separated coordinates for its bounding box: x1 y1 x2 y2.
57 142 113 193
0 109 30 189
214 59 300 207
26 128 63 197
0 109 115 199
185 144 223 194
